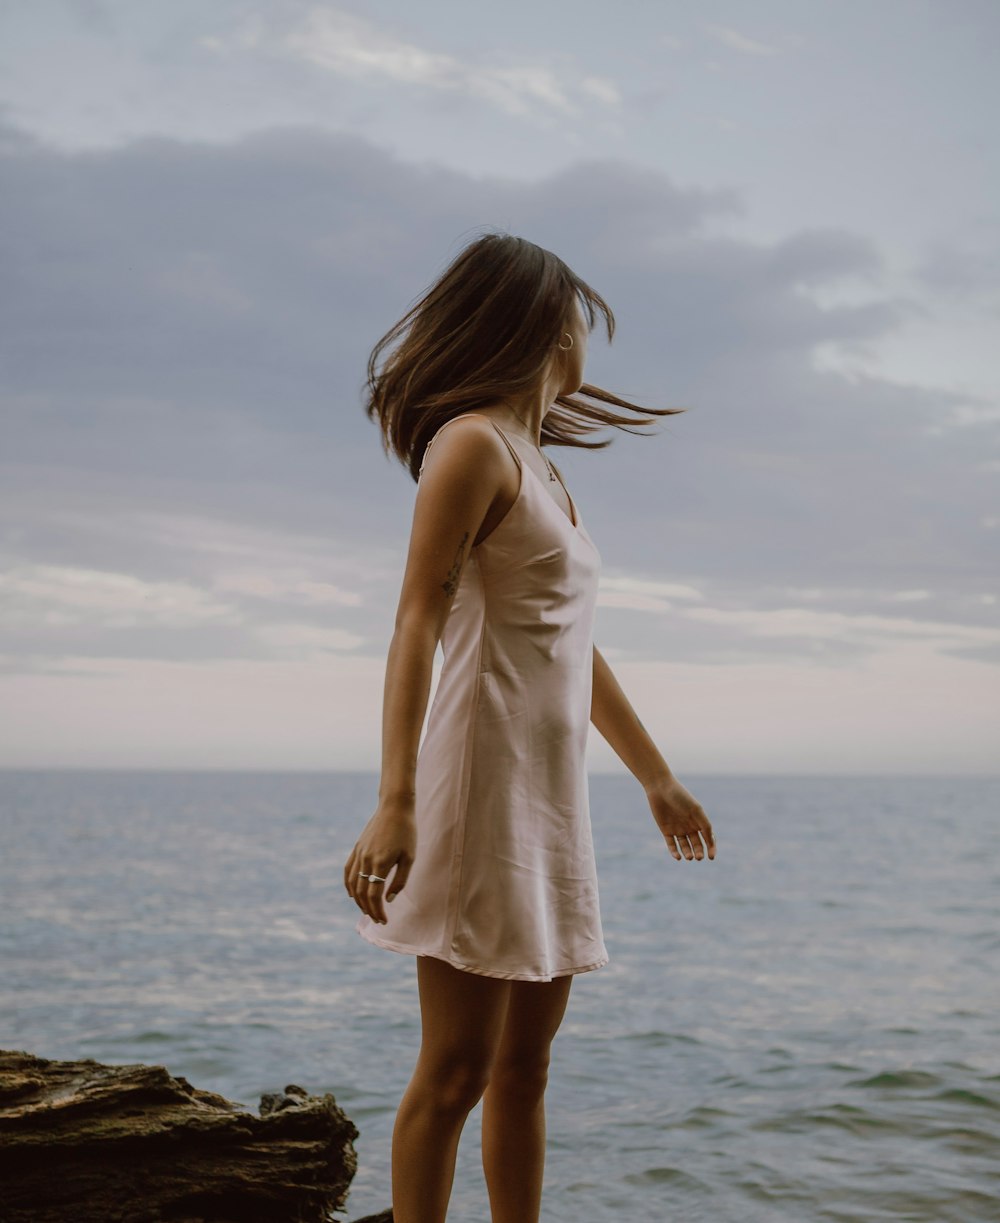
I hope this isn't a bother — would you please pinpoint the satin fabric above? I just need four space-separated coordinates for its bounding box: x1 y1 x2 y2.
357 414 608 981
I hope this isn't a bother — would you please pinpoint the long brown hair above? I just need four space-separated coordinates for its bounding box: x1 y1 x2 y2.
365 232 686 481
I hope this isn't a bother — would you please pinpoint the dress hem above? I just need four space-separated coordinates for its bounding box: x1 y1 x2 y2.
357 923 609 983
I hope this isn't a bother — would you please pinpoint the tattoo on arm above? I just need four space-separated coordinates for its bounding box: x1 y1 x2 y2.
441 532 469 597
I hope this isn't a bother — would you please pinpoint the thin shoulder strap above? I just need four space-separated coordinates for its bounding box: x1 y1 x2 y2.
483 419 522 472
418 413 521 478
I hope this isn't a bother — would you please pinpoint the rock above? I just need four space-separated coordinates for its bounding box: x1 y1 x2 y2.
0 1048 362 1222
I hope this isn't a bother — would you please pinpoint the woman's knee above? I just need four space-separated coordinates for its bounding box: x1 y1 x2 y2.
416 1048 494 1116
488 1047 551 1102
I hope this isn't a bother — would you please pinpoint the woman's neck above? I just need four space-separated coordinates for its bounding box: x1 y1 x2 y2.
477 348 570 445
478 397 548 447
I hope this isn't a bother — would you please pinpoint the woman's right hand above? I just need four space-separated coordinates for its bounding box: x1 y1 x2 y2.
344 798 416 925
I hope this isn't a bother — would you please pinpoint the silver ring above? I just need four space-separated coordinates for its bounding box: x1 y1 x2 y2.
358 872 370 879
368 874 387 884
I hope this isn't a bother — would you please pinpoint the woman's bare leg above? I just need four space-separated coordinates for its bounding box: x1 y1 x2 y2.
391 956 512 1223
481 974 573 1223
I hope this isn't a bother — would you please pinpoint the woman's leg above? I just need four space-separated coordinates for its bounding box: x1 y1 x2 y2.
391 956 512 1223
481 973 573 1223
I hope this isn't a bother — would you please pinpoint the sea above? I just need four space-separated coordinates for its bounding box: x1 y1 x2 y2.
1 770 998 1222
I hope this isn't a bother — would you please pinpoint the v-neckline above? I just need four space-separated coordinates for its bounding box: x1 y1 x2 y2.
520 457 580 530
478 415 582 531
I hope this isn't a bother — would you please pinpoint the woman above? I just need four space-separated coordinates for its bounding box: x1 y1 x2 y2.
344 232 716 1223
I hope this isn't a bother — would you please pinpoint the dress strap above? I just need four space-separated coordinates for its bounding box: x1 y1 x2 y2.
417 413 521 479
418 414 476 478
487 420 577 526
483 420 523 474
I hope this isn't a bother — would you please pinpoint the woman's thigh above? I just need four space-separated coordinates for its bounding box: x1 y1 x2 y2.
414 956 513 1070
493 973 573 1074
412 957 573 1076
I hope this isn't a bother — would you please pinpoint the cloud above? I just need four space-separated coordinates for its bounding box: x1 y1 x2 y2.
214 571 362 607
610 581 1000 672
581 76 621 106
160 252 255 314
598 574 704 611
0 564 239 629
682 603 1000 654
252 621 364 655
61 0 115 34
593 575 1000 669
705 25 782 57
1 117 995 768
915 237 1000 303
272 6 615 120
0 555 367 674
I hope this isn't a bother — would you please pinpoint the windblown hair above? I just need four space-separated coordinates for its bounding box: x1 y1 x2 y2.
365 232 686 481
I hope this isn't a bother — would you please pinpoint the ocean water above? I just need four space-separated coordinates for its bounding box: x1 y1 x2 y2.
1 769 998 1222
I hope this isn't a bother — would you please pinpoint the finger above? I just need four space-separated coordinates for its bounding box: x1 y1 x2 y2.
344 847 357 894
387 858 411 901
664 834 682 861
350 873 369 913
367 871 391 923
349 857 373 909
678 835 694 861
368 884 386 923
354 859 382 921
351 851 373 897
354 860 377 913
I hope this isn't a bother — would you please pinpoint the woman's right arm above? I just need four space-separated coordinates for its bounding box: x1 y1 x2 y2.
344 418 506 925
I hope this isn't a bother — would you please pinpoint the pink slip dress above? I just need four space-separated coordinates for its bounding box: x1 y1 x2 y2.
356 413 608 981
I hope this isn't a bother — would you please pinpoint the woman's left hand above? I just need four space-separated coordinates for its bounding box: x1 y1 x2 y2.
644 772 716 861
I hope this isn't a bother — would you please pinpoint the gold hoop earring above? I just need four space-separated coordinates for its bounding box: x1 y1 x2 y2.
557 333 574 351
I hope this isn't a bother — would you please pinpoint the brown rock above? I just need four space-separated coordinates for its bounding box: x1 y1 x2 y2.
0 1048 360 1222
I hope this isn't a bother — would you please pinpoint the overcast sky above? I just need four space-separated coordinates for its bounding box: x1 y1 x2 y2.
1 0 997 775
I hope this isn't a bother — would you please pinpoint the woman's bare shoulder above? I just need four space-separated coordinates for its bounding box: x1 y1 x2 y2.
419 414 506 479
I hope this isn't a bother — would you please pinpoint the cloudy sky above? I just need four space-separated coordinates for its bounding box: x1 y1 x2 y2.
1 0 997 774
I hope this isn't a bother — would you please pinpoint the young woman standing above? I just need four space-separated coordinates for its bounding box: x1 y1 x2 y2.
345 232 716 1223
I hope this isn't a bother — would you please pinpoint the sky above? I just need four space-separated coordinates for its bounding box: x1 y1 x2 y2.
1 0 998 775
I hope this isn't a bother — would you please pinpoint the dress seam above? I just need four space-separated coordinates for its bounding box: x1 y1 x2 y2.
444 558 489 963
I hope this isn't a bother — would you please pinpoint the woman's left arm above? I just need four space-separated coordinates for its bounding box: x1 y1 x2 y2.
591 644 717 861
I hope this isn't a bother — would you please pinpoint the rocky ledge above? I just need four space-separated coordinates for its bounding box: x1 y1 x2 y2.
0 1048 392 1222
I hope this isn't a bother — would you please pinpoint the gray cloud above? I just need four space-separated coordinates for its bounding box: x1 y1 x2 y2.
915 237 1000 303
2 118 996 680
